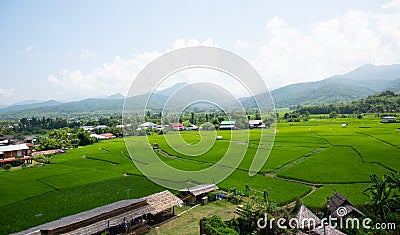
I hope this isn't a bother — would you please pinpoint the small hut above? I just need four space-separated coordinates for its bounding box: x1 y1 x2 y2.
179 184 219 205
328 192 365 218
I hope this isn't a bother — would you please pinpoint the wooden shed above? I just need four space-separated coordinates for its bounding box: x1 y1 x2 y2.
179 184 219 205
14 190 182 235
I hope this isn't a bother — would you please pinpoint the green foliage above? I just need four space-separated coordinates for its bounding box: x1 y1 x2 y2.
298 91 400 115
201 215 239 235
2 164 12 171
35 127 96 151
363 173 398 220
329 111 338 118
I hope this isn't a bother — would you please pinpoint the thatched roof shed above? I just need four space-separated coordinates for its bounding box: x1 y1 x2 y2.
145 190 183 215
294 204 321 230
294 204 347 235
328 192 365 218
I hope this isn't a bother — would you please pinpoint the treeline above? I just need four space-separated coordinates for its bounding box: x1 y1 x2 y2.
5 116 122 135
297 91 400 115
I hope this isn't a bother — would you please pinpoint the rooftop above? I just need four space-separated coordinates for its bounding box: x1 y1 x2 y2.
179 184 219 196
0 144 29 152
220 121 236 125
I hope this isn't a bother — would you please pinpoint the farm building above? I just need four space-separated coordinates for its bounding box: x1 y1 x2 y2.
381 116 397 123
24 135 38 144
179 184 219 205
137 122 157 130
0 144 32 167
185 124 198 130
171 123 185 131
14 190 182 235
219 121 237 130
328 192 365 218
248 120 263 128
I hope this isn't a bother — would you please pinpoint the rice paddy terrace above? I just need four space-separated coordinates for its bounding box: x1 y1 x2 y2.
1 117 399 234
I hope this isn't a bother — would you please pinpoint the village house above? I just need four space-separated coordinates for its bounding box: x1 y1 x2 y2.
0 143 32 167
171 123 184 131
294 204 346 235
185 124 198 131
381 116 397 123
14 190 183 235
248 120 263 128
219 121 237 130
24 135 38 144
328 192 365 218
137 122 157 130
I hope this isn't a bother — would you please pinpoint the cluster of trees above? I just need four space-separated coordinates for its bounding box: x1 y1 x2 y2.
18 117 81 134
35 128 97 151
297 91 400 115
0 116 123 136
282 111 310 122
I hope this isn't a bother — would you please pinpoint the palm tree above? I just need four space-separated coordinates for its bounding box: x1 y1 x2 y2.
363 174 396 220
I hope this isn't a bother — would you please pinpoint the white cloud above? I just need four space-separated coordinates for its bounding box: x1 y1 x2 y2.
25 44 36 52
0 87 15 97
47 39 217 101
382 0 400 10
253 4 400 88
45 1 400 101
80 48 98 58
170 37 216 50
234 40 253 51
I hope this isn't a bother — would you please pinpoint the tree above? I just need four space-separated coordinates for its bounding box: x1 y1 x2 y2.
329 111 338 118
363 174 396 220
76 129 97 146
255 110 261 120
190 111 195 124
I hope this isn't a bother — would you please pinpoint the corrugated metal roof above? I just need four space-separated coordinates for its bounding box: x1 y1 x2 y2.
13 190 183 235
249 120 262 125
0 144 29 152
179 184 219 196
220 121 236 125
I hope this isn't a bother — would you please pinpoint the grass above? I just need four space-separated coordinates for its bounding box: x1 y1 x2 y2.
302 183 371 209
148 201 238 235
0 117 399 234
278 146 390 183
0 175 164 234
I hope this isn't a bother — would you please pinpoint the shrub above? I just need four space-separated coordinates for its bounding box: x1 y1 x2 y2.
2 164 12 171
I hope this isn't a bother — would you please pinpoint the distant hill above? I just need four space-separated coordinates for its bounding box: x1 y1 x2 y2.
263 64 400 108
0 100 61 115
1 63 400 118
297 90 400 114
104 93 125 100
11 99 44 106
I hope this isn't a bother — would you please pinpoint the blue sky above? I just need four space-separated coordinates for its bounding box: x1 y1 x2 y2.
0 0 399 105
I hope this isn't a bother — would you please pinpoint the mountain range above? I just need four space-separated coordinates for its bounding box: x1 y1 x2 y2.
1 63 399 119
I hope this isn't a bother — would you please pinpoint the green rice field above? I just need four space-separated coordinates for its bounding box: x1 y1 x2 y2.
0 117 399 234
